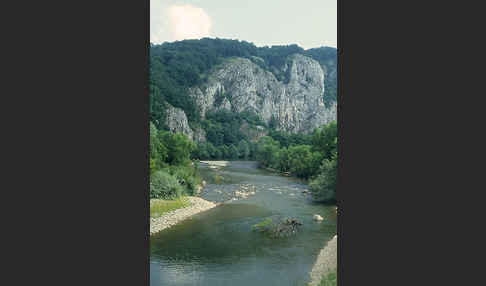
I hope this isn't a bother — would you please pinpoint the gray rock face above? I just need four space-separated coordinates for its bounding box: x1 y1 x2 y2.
217 97 232 111
166 53 337 141
189 54 336 133
165 105 193 140
193 127 206 142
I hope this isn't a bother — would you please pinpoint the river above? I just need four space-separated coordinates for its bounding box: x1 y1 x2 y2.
150 161 337 286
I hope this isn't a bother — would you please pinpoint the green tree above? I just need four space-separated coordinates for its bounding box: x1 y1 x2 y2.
229 144 239 160
150 122 168 171
255 136 280 167
311 121 337 160
150 170 183 199
309 152 337 202
288 145 314 179
160 131 195 166
276 147 291 172
192 142 210 160
221 145 230 159
238 140 250 159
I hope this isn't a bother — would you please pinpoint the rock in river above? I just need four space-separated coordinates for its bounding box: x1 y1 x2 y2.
313 214 324 221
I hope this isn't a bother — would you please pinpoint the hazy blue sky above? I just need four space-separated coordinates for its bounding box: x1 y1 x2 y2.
151 0 336 50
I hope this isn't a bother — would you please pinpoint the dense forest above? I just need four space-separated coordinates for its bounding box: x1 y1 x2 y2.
254 121 337 202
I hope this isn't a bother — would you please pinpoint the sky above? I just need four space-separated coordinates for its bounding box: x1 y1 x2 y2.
150 0 337 50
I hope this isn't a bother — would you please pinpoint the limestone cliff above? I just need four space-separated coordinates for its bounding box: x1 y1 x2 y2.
189 54 336 134
165 105 193 141
166 53 336 141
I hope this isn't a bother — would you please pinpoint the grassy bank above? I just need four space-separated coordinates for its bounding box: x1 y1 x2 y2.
150 197 190 219
318 272 337 286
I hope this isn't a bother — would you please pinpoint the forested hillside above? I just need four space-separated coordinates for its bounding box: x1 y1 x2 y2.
149 38 337 133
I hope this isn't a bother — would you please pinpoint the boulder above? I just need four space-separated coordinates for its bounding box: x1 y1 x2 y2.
313 214 324 221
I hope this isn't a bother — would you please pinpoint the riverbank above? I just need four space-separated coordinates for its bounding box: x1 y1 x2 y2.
150 196 217 235
309 235 338 286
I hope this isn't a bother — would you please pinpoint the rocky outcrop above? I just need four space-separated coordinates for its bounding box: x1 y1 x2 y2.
165 105 193 140
189 54 336 133
193 127 206 142
239 121 267 141
217 97 232 111
166 53 337 141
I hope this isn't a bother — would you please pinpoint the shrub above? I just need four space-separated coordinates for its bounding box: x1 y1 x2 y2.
318 272 337 286
288 145 314 179
309 152 337 202
170 165 200 195
150 171 183 199
252 218 273 230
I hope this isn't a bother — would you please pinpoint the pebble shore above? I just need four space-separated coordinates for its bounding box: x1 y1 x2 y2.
308 235 338 286
150 196 217 235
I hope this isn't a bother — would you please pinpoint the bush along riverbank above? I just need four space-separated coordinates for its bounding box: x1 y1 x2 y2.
150 122 220 235
254 121 337 203
150 121 201 199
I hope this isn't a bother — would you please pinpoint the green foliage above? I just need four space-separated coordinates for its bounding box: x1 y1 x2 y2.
150 123 200 199
150 171 183 199
268 129 312 148
190 109 266 160
203 109 248 146
253 121 338 198
239 110 266 127
166 165 201 195
276 147 291 172
229 144 239 159
255 136 280 168
311 121 337 160
150 198 190 218
160 131 195 166
318 272 337 286
150 122 168 170
192 142 210 159
252 218 273 230
309 152 337 202
238 140 250 159
287 145 318 179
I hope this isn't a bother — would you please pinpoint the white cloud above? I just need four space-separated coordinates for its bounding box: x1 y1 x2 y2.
167 4 211 41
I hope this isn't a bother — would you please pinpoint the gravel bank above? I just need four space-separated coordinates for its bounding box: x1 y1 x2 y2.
199 161 229 167
150 196 217 235
309 235 338 286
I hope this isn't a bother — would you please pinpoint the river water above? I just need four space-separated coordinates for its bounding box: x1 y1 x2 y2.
150 161 337 286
